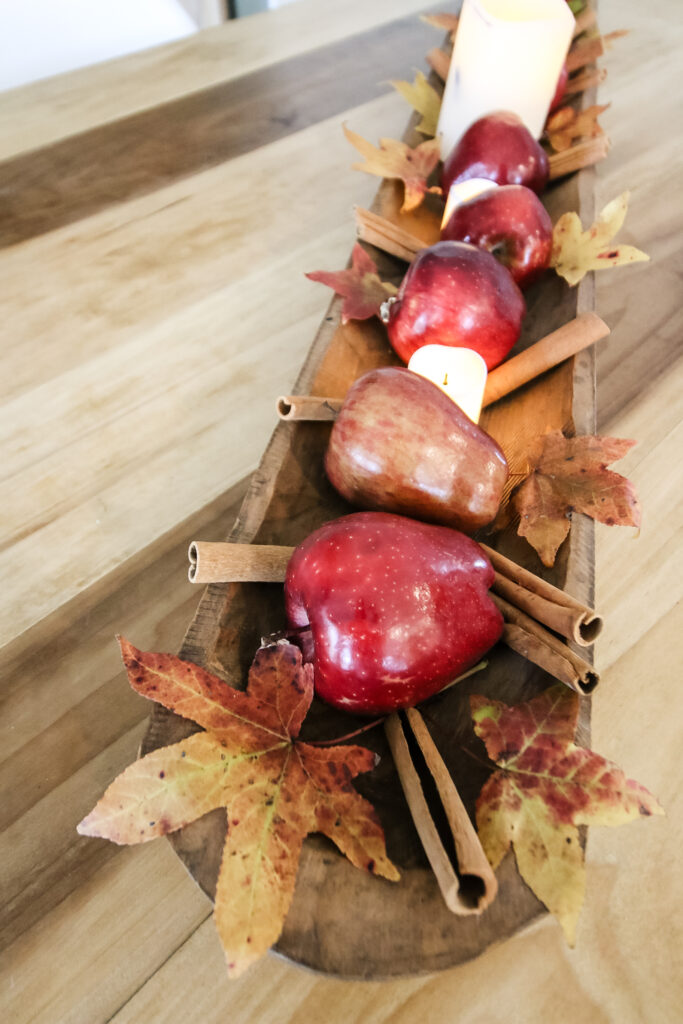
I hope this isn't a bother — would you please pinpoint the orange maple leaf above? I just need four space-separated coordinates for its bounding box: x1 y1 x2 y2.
343 123 442 212
78 639 398 977
306 242 397 324
472 684 662 943
512 430 641 567
546 103 610 152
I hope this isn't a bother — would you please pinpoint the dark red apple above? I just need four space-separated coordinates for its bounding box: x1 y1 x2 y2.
284 512 503 714
325 367 508 532
441 111 550 196
550 61 570 112
383 241 525 370
441 185 553 289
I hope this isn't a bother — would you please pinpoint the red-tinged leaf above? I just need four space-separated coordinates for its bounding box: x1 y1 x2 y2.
546 103 609 152
471 685 663 943
79 641 398 977
342 123 442 211
306 242 397 324
512 430 642 566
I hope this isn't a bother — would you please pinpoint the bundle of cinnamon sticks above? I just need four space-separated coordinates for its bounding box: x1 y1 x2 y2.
188 539 601 694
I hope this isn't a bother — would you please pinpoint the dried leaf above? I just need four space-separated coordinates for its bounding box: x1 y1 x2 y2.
546 103 609 152
512 430 642 567
343 124 442 212
420 12 459 38
78 639 398 977
306 242 397 324
552 191 650 286
472 685 663 943
388 71 442 137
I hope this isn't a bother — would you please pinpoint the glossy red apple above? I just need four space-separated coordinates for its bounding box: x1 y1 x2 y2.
325 367 508 532
441 111 550 196
285 512 503 714
383 241 525 371
441 185 553 289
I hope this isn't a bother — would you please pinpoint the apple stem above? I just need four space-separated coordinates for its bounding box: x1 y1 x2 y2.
306 716 386 747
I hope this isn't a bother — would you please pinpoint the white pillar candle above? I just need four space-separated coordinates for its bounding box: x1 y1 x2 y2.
437 0 574 159
408 346 488 423
441 178 498 229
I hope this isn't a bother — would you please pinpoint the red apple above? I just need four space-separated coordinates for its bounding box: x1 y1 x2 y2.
441 111 550 196
550 61 570 112
383 241 525 370
284 512 503 714
441 185 553 289
325 367 508 532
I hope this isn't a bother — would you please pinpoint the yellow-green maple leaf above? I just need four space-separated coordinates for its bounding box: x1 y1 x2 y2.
389 70 442 137
552 191 649 286
472 685 662 944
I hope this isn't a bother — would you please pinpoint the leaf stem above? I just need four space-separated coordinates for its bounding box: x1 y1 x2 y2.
307 717 386 747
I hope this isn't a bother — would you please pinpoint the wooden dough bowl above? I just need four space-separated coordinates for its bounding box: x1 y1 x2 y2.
142 40 598 979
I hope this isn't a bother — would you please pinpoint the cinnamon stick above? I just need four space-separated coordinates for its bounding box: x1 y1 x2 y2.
354 206 427 264
566 34 605 73
188 541 294 584
187 542 600 692
277 395 342 421
548 135 610 179
384 709 497 914
491 592 599 694
482 312 609 407
565 67 607 98
275 314 608 422
481 543 602 646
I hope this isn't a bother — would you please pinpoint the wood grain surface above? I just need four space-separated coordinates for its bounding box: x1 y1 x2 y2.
1 0 681 1020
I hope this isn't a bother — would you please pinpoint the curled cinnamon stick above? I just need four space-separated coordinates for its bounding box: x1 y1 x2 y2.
354 206 427 264
491 592 599 694
565 67 607 98
548 135 610 179
481 543 602 646
482 312 609 407
384 709 497 915
188 541 293 584
277 396 342 421
275 314 608 421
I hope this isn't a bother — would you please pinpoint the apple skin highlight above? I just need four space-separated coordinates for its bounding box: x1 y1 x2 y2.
284 512 503 715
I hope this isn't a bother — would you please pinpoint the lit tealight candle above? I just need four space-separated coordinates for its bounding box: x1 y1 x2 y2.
441 177 498 229
437 0 574 159
408 346 488 423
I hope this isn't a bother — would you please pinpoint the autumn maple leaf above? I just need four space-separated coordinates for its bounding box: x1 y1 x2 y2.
420 12 460 39
78 639 398 977
471 684 662 944
306 242 397 324
513 430 642 567
552 191 649 286
388 71 442 137
343 124 442 213
546 103 609 152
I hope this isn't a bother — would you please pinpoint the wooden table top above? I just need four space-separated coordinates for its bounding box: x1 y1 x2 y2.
1 1 681 1021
